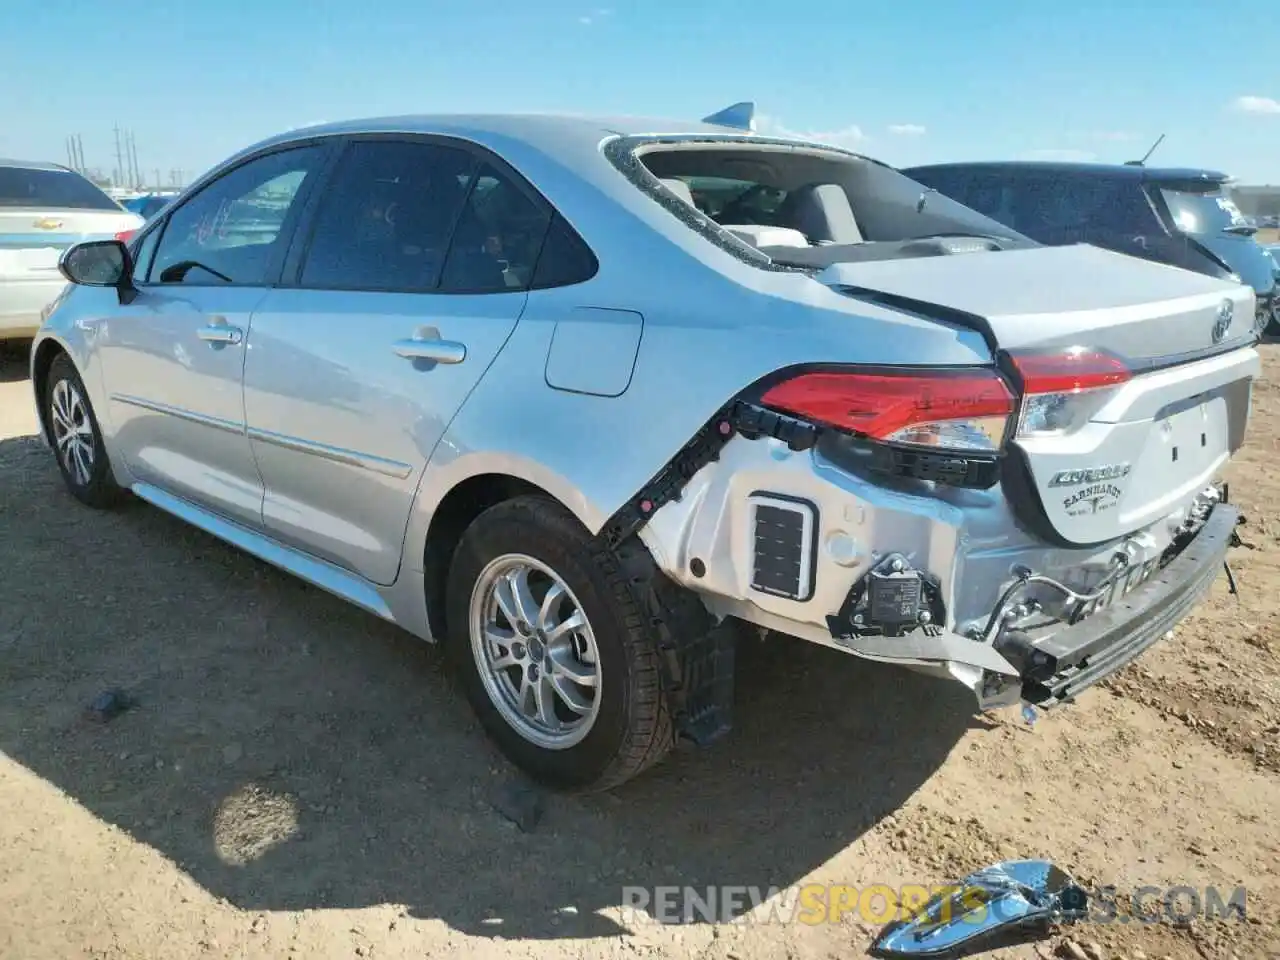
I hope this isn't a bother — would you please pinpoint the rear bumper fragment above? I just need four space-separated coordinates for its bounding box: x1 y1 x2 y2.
1021 502 1240 707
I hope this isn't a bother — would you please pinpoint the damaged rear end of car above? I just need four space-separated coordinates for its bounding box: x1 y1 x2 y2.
598 128 1259 722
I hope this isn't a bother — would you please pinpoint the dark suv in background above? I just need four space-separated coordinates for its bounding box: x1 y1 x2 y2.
902 161 1278 335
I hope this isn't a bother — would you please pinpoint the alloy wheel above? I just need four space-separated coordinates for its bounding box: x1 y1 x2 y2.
468 553 603 750
49 378 95 487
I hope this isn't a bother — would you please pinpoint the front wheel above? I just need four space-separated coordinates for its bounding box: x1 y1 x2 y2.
445 495 674 791
44 353 124 508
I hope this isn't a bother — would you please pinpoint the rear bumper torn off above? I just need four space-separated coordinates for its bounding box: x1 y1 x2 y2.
1019 501 1240 708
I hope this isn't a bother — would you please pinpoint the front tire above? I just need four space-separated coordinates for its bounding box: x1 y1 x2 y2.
445 495 674 791
44 353 123 508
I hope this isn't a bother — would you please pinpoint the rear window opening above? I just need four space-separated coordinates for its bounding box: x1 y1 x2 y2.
613 138 1035 270
0 166 123 211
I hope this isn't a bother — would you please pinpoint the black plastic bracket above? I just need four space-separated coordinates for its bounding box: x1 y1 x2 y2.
596 400 820 551
826 553 947 640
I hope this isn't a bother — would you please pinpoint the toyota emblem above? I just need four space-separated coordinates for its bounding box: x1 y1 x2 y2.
1212 299 1233 344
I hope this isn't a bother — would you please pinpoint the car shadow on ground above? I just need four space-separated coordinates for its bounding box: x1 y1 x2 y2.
0 434 982 941
0 340 32 382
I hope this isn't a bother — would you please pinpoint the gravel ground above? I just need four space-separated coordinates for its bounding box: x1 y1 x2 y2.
1 340 1278 960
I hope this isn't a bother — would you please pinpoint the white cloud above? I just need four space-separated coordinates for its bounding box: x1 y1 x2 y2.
1019 148 1098 163
888 123 926 136
754 113 868 149
1231 95 1280 115
578 7 612 24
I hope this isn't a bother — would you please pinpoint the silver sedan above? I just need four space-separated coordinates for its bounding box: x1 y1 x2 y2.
31 109 1257 790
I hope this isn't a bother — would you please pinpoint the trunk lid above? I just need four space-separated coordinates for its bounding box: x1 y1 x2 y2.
815 242 1258 361
816 242 1260 546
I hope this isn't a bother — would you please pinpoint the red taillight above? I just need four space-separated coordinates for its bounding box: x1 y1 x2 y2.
1009 348 1132 438
760 369 1016 451
115 229 136 243
1009 349 1130 394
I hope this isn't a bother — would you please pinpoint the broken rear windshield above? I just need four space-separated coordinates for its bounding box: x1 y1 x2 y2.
605 135 1030 270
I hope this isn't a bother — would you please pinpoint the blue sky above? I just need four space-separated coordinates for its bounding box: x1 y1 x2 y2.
3 0 1277 186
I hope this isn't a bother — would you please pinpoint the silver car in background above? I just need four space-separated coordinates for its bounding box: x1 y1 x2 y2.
30 108 1259 791
0 159 142 340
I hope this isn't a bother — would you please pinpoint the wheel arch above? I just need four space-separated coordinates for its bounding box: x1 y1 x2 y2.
416 459 607 640
30 336 73 445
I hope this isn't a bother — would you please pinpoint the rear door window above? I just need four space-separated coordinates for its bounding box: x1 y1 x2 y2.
530 213 598 288
0 166 122 210
438 162 552 293
298 139 478 292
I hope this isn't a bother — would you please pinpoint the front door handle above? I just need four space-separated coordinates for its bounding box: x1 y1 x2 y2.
197 323 243 345
393 337 466 365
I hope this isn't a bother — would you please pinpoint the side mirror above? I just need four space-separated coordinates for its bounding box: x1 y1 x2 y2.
59 240 139 304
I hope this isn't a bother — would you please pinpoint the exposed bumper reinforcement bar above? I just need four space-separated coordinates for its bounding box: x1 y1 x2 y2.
1021 503 1240 708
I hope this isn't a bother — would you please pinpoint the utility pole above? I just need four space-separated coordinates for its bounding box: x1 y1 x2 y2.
154 168 161 191
74 135 85 172
129 131 141 188
113 124 124 187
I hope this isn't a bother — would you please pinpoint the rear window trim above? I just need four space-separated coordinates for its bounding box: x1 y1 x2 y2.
602 133 886 274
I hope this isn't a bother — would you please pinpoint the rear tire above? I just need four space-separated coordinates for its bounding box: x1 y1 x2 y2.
44 353 124 508
444 495 674 791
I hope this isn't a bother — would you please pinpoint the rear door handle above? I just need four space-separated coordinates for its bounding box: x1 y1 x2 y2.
197 322 242 345
393 336 466 365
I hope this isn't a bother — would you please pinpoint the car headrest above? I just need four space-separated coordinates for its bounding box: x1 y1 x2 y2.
782 183 863 244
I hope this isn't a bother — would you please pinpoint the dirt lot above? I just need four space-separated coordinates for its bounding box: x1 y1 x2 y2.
1 342 1278 960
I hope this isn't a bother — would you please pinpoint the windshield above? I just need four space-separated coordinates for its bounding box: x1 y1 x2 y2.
0 166 122 210
1160 185 1251 235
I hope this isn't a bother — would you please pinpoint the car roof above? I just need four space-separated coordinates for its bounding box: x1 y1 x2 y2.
249 112 811 161
0 158 75 172
902 160 1231 184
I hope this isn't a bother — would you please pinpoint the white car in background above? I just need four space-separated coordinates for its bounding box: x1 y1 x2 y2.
1 159 142 341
